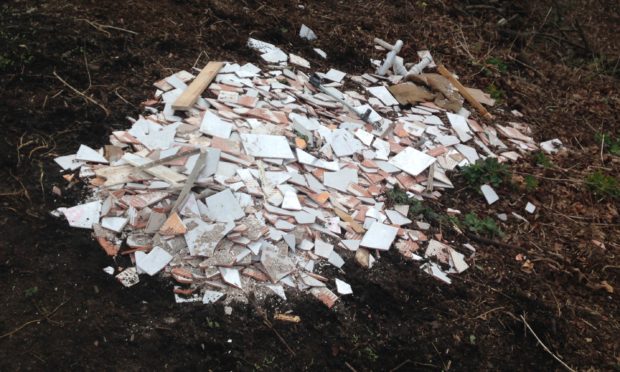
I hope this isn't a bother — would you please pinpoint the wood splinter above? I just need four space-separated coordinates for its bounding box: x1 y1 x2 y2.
437 64 494 121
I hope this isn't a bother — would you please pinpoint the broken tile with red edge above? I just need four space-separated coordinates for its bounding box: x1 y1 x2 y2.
159 212 187 235
310 287 338 309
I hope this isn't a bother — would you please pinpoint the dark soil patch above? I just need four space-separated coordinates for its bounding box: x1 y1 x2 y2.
1 0 618 370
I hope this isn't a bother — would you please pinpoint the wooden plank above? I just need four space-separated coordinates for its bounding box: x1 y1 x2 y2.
172 61 224 111
437 64 493 121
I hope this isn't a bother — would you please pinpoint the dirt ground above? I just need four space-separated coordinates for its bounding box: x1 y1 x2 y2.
1 0 619 370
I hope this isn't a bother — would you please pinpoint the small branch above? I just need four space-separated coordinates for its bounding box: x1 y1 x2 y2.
520 314 576 372
77 18 138 36
0 299 68 339
53 70 110 116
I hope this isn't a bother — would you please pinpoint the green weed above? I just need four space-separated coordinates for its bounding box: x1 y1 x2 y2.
586 171 620 200
462 213 504 237
533 151 552 168
460 158 509 188
524 175 539 192
595 132 620 156
384 185 439 221
24 286 38 298
485 83 505 101
486 57 508 73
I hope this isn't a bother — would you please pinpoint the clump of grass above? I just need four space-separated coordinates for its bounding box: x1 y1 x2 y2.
460 158 510 188
384 185 438 221
595 132 620 156
586 171 620 200
485 83 505 101
533 151 552 168
462 213 504 238
486 57 508 73
524 175 539 192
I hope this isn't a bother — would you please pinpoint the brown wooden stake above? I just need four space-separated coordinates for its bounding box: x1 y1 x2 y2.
172 61 224 111
437 64 493 120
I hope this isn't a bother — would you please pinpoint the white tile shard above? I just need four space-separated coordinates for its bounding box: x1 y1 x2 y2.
335 278 353 295
135 246 173 276
360 222 399 251
389 147 436 176
241 134 295 159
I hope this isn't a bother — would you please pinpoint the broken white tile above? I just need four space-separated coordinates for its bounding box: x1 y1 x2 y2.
240 133 294 159
200 110 233 139
385 210 412 226
447 112 473 142
367 86 399 106
296 148 339 171
101 216 128 233
354 104 382 123
75 144 108 164
525 202 536 214
360 222 399 251
261 48 288 63
202 290 225 304
313 48 327 59
454 144 480 163
540 138 563 154
324 168 358 192
205 189 245 222
266 284 287 300
480 184 499 205
135 246 173 276
420 262 451 284
328 251 345 268
116 267 139 287
299 24 317 40
219 267 242 289
335 278 352 295
54 154 84 171
389 147 436 176
184 218 235 256
63 201 102 229
342 240 360 251
354 128 374 146
281 190 302 211
314 239 334 258
289 54 310 68
324 68 346 83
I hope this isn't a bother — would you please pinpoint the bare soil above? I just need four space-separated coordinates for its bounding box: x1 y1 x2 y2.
1 1 618 370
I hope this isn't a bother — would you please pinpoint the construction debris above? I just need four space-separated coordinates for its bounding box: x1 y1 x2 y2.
52 34 547 309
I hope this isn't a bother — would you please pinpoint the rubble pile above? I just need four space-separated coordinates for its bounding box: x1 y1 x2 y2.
52 32 545 308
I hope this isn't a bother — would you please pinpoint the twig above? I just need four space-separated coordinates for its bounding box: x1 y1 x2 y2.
53 71 110 116
520 314 576 372
344 361 358 372
171 150 207 212
77 18 138 36
390 359 412 371
0 299 68 339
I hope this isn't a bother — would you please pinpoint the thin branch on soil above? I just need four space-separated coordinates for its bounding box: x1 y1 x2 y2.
53 70 110 116
344 361 358 372
389 359 412 371
77 18 138 36
520 314 576 372
0 299 68 339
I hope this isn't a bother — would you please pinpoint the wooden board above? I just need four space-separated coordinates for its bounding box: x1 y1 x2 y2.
172 61 224 111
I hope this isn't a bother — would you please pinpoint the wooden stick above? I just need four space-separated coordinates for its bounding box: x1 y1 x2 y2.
520 314 576 372
171 149 207 212
437 64 493 120
53 71 110 116
133 148 201 171
172 61 224 111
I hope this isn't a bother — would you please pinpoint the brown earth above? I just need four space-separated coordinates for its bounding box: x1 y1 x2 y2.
1 0 619 370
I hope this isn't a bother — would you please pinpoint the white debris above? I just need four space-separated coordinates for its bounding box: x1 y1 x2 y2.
136 246 173 276
299 24 317 40
480 184 499 205
335 278 353 295
525 202 536 214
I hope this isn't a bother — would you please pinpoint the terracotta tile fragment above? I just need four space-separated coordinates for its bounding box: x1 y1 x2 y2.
159 212 187 235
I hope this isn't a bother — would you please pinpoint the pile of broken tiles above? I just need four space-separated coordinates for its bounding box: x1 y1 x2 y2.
52 35 542 308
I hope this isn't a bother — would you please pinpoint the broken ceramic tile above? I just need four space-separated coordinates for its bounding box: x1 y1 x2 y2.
360 222 399 251
335 278 352 295
480 184 499 205
63 201 102 229
205 189 245 222
240 133 295 159
389 147 436 176
135 246 173 276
